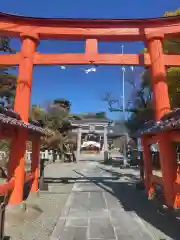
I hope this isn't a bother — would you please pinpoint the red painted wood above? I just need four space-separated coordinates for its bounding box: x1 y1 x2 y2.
0 179 14 196
0 13 180 40
0 173 34 196
150 175 164 186
141 136 153 190
31 139 40 192
0 12 180 209
1 53 180 66
147 32 170 120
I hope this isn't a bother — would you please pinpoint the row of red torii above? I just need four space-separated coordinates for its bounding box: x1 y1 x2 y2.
1 13 180 208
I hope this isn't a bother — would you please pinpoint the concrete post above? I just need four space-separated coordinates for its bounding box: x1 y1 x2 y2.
103 126 108 162
76 127 82 161
103 126 108 151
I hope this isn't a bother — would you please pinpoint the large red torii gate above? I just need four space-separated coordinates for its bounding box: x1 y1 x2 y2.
0 12 180 207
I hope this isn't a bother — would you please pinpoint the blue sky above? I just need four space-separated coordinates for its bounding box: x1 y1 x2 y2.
0 1 180 119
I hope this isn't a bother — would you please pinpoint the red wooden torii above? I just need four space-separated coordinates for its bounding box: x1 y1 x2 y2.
0 12 180 207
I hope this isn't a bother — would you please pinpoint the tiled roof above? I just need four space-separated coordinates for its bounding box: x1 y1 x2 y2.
72 118 109 125
135 108 180 137
108 122 129 137
0 108 51 136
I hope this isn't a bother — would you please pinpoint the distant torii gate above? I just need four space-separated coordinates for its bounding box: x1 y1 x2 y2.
0 12 180 207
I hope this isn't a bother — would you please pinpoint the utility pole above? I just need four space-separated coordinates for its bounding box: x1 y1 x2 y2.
121 44 128 166
107 45 136 166
121 45 125 116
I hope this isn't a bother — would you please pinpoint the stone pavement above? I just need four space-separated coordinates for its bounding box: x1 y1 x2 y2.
6 161 180 240
50 161 154 240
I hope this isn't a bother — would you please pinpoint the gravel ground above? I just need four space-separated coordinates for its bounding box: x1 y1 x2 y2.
4 161 89 240
5 184 73 240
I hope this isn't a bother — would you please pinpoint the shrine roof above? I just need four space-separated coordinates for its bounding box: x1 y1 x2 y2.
135 109 180 137
72 118 110 125
108 122 129 137
0 12 180 25
0 107 51 137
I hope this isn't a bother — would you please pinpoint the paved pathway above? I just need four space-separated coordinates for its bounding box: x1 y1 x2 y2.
6 161 180 239
50 161 154 240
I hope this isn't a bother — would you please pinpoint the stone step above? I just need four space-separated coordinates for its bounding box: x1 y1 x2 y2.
42 182 74 193
78 153 104 161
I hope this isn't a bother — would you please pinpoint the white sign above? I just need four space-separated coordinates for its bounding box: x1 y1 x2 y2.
89 125 95 131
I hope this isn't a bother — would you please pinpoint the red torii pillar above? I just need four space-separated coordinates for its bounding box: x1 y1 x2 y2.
8 33 39 204
141 136 152 190
31 137 40 193
142 31 177 207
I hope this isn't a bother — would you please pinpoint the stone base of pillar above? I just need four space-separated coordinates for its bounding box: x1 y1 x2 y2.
28 191 39 199
7 192 39 212
6 200 42 226
6 201 27 213
104 151 109 163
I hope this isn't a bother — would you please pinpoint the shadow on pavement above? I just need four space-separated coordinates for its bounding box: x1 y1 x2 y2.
73 168 180 240
98 166 140 181
44 176 119 184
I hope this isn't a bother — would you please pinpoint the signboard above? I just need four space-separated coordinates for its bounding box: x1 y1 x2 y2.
89 124 95 132
137 138 142 151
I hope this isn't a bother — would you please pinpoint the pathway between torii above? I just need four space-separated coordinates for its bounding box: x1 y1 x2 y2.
47 161 174 240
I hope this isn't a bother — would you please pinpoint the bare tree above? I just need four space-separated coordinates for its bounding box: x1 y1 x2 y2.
102 92 122 111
